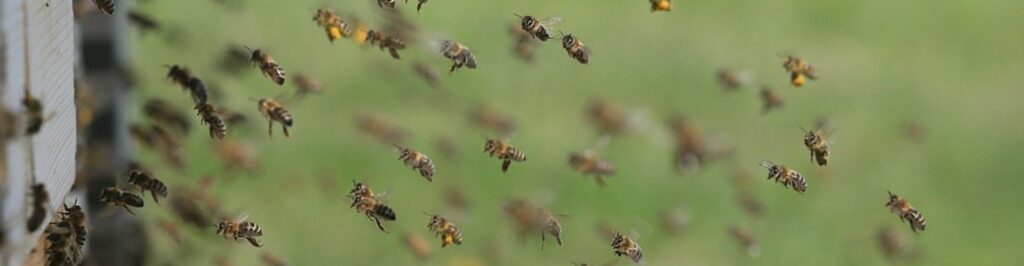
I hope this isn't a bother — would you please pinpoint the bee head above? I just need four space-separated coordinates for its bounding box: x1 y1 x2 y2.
520 15 535 29
99 188 115 202
483 139 498 152
886 191 900 206
216 221 227 233
801 128 818 144
350 181 366 194
561 34 575 48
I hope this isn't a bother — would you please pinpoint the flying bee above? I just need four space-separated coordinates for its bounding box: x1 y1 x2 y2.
260 252 290 266
483 138 527 172
425 213 463 247
538 209 564 249
659 206 690 236
355 114 410 145
610 233 643 263
877 226 911 261
376 0 396 8
100 187 145 214
164 65 208 105
587 99 627 136
127 11 160 34
503 199 540 241
730 226 761 258
781 55 817 87
216 214 265 247
214 140 260 173
439 40 478 73
509 24 538 63
350 194 397 232
667 115 706 174
801 126 832 166
21 88 49 136
568 151 615 186
312 8 351 43
441 185 470 211
365 30 406 59
257 98 294 138
157 219 187 246
129 123 184 169
716 68 748 91
469 105 517 135
561 33 591 64
903 120 926 141
292 74 324 97
412 62 442 89
396 146 436 182
515 14 562 41
649 0 672 12
195 102 228 140
402 232 432 261
93 0 114 14
886 191 926 233
144 99 190 134
128 170 168 205
758 161 807 193
26 183 49 232
246 47 287 85
759 86 784 113
218 45 251 75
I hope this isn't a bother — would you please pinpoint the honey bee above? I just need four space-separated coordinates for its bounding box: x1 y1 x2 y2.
610 233 643 263
439 40 478 73
885 191 926 233
144 99 190 134
441 185 470 211
0 106 18 141
257 98 294 138
217 106 250 128
195 102 228 140
355 114 410 145
165 65 208 105
758 161 807 193
45 202 88 266
214 140 260 173
515 15 562 41
502 199 563 248
312 8 350 43
667 115 706 174
93 0 114 14
649 0 672 12
157 219 187 246
128 11 160 34
659 206 689 236
801 126 832 166
782 55 817 87
903 120 926 141
22 88 49 136
170 187 212 228
100 187 145 214
26 183 50 232
483 138 527 172
729 226 761 258
128 170 168 205
129 123 184 169
376 0 396 8
349 194 397 232
469 105 517 135
509 24 538 63
560 33 591 64
402 232 432 261
587 100 627 136
396 146 436 182
292 74 324 97
247 47 287 85
568 151 615 187
218 45 251 75
412 62 442 89
216 214 265 247
538 209 564 249
425 213 463 247
759 86 783 113
877 226 911 261
365 30 406 59
260 252 290 266
716 68 745 91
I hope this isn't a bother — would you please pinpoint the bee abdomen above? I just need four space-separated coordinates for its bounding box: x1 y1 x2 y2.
269 64 286 85
375 205 397 221
93 0 114 15
150 181 169 197
273 108 293 126
241 221 264 237
125 193 145 207
504 148 526 161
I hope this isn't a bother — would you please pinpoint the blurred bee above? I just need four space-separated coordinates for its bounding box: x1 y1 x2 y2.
801 125 832 166
483 138 527 172
355 114 410 145
144 99 190 134
649 0 672 12
538 209 564 249
781 55 817 87
0 106 18 141
365 30 406 59
610 233 643 263
218 45 251 75
396 146 436 182
441 185 470 211
260 252 290 266
214 140 260 173
469 105 517 135
667 115 706 174
157 219 187 246
587 100 627 136
217 107 250 128
759 86 784 113
412 62 442 89
885 191 926 233
100 187 145 214
402 232 432 261
292 74 324 98
170 187 211 228
312 8 350 43
195 102 228 140
758 161 807 193
659 206 689 236
439 40 478 73
349 194 397 232
93 0 114 15
561 33 591 64
736 192 764 218
568 151 615 186
376 0 396 8
129 123 184 169
128 170 168 205
165 65 208 105
22 88 49 136
502 199 563 248
515 14 562 41
425 213 463 247
877 226 910 261
716 68 745 91
730 226 761 258
247 47 287 85
509 24 538 63
26 183 49 232
45 202 88 266
257 98 294 138
903 120 926 141
128 11 160 33
216 214 264 247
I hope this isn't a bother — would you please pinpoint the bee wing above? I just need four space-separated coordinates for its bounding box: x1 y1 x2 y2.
375 187 393 200
757 160 775 169
541 16 563 26
590 135 611 153
236 213 250 222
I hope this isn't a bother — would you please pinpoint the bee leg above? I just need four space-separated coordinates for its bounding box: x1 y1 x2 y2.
501 160 512 172
122 205 136 215
540 231 545 250
282 125 290 138
595 176 606 187
449 63 457 73
373 217 388 233
246 237 263 247
267 120 274 137
388 48 401 59
150 191 162 206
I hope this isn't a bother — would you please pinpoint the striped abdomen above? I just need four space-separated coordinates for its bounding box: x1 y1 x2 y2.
374 204 396 221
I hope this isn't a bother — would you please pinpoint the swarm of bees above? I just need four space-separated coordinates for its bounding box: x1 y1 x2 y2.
483 138 527 173
885 191 927 233
610 232 643 263
395 146 436 182
216 214 265 247
758 161 808 193
425 213 463 247
782 55 817 87
347 181 397 232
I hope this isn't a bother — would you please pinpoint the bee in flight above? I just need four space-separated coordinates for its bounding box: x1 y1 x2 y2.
165 65 208 105
538 209 565 249
377 0 396 8
216 213 265 247
502 199 564 249
93 0 114 15
515 14 562 41
396 146 436 182
801 125 832 166
99 187 145 214
128 170 168 205
561 33 591 64
509 23 538 63
365 30 407 59
21 88 52 136
649 0 672 12
568 139 615 186
716 68 746 91
782 55 817 87
402 232 432 261
885 191 926 233
412 62 442 89
425 213 463 247
257 98 294 138
877 226 911 261
483 138 527 172
144 99 191 134
293 74 324 97
246 47 287 85
439 40 478 73
758 161 807 193
26 183 49 232
610 232 643 263
730 226 761 258
195 102 228 140
355 114 410 145
759 86 784 113
312 8 352 43
586 99 627 136
348 181 397 232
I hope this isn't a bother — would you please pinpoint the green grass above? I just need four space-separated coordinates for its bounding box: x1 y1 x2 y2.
124 0 1024 265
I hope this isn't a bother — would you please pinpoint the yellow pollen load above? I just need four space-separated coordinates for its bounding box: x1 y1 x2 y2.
353 27 369 45
791 73 807 87
327 27 342 42
656 0 672 11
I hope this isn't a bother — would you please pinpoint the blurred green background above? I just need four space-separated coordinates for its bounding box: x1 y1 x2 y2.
123 0 1024 265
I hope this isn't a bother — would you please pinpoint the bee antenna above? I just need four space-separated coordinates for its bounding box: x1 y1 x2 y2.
513 13 522 18
799 126 808 133
422 211 433 217
243 45 254 52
